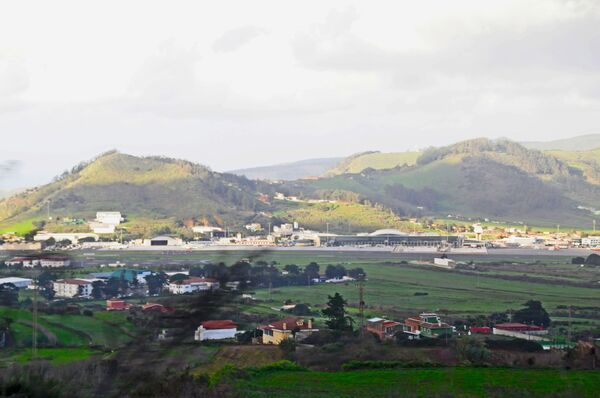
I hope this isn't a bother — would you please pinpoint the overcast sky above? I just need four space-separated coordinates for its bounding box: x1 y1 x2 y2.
1 0 600 189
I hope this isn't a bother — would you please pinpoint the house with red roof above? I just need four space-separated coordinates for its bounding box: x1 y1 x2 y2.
194 320 237 341
258 317 318 345
167 277 220 294
366 317 402 340
401 313 454 338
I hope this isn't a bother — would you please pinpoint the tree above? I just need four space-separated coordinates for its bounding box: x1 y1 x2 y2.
304 262 320 279
321 293 353 331
513 300 551 327
325 265 346 279
145 273 167 295
0 284 19 307
283 264 300 275
91 281 105 299
348 267 366 279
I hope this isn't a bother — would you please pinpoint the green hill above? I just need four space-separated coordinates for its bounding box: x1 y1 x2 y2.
0 151 266 233
324 151 421 176
285 139 600 227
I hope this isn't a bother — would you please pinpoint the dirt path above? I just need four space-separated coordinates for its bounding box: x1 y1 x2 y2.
17 319 57 346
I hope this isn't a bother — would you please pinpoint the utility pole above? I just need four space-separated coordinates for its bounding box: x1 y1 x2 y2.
46 200 51 220
32 276 38 359
357 274 365 337
568 305 572 342
594 219 596 233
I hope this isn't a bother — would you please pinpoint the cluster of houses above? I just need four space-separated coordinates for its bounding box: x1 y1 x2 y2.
4 255 71 268
366 313 454 341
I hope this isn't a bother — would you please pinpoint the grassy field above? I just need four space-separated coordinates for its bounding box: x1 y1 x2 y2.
0 306 136 349
14 347 98 365
236 367 600 398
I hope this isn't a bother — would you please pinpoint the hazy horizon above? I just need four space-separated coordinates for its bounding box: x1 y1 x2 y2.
2 0 600 189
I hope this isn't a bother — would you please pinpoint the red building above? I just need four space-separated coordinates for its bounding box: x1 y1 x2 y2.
106 299 130 311
494 323 545 332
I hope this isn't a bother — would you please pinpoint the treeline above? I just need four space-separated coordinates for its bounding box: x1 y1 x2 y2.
416 138 570 177
184 260 366 289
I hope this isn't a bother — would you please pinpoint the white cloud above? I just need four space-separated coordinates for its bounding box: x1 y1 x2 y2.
0 0 599 189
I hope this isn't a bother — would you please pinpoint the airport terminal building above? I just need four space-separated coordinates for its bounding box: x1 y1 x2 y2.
321 229 463 248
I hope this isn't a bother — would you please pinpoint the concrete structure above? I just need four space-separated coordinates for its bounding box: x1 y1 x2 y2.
0 277 33 289
95 212 123 225
582 236 600 247
433 257 457 269
194 320 237 341
143 236 183 247
34 232 98 244
192 225 224 235
167 277 219 294
366 317 402 340
53 279 93 298
259 317 318 345
0 242 44 251
89 222 116 234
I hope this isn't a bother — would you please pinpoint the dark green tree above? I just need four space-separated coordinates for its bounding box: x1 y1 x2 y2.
513 300 551 327
321 292 353 331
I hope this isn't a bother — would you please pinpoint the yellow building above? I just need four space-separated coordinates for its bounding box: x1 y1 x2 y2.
259 317 318 345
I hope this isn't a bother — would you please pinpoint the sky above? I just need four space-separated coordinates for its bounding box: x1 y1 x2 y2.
1 0 600 190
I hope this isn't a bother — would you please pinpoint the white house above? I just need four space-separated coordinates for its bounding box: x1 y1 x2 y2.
0 277 33 289
167 277 220 294
96 212 123 225
194 320 237 341
53 279 93 298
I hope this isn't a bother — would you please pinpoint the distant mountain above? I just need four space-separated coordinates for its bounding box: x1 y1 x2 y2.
521 133 600 151
323 151 421 176
229 157 342 180
282 138 600 227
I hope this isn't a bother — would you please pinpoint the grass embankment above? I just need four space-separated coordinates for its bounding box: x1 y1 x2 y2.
237 367 600 398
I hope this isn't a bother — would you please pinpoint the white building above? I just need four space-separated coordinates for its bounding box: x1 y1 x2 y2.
142 236 184 247
194 320 237 341
433 257 457 269
39 256 71 268
96 212 122 225
34 232 98 244
582 236 600 247
0 277 33 289
53 279 93 298
167 277 220 294
192 226 223 234
4 257 40 267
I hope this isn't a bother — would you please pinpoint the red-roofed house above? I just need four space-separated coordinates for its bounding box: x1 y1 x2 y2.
469 326 492 334
258 317 318 345
167 277 220 294
366 317 402 340
194 320 237 341
401 313 454 338
53 279 93 298
106 299 130 311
